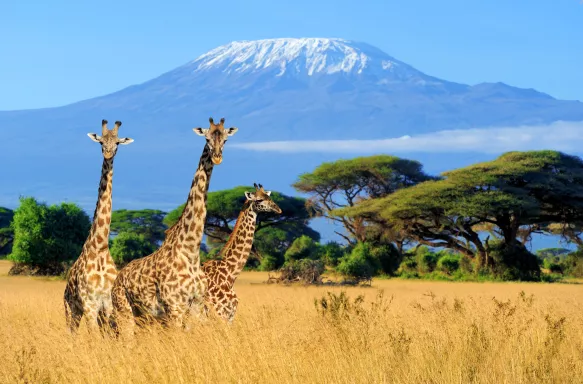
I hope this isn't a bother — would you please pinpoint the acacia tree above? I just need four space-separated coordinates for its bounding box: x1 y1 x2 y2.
292 155 435 245
339 180 499 264
339 150 583 269
164 186 319 262
443 151 583 244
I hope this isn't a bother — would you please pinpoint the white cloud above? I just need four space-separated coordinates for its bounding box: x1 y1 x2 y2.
231 121 583 154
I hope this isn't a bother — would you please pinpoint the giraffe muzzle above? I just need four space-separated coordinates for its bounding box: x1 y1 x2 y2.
211 155 223 165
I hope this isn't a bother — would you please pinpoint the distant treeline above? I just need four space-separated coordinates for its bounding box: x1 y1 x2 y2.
2 150 583 282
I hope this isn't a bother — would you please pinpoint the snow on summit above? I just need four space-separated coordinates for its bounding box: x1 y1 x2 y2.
188 38 422 78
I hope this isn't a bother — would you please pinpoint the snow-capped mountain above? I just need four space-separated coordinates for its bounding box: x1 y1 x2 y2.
37 37 577 147
189 38 429 81
1 37 583 225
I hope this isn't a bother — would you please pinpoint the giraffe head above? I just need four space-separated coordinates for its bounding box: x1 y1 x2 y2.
193 117 238 165
244 183 283 214
87 120 134 159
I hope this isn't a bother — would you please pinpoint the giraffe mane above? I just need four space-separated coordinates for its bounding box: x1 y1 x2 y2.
164 218 183 238
221 202 253 251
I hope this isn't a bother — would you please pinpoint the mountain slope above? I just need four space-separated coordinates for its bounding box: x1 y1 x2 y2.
3 38 577 141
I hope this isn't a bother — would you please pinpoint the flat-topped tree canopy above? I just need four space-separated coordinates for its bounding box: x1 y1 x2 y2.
337 150 583 262
293 154 436 244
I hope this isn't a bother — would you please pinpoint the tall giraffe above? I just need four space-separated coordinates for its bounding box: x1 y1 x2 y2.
111 117 237 335
202 183 282 323
64 120 134 334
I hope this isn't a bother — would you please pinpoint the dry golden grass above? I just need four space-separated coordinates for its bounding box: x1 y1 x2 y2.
1 259 583 384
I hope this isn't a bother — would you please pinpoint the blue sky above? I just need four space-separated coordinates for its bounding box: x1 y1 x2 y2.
0 0 581 111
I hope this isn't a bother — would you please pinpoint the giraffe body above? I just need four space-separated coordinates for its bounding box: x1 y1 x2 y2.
202 183 282 323
111 118 237 335
64 120 133 334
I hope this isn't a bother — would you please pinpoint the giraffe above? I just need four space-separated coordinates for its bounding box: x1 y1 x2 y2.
63 120 134 334
110 117 237 336
202 183 282 323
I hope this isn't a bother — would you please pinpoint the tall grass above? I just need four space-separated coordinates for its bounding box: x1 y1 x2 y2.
1 261 583 383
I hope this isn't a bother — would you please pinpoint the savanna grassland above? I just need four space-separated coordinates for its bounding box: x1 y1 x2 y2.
1 260 583 384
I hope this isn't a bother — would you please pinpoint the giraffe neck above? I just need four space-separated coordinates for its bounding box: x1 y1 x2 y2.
173 144 214 264
84 157 114 254
220 203 257 287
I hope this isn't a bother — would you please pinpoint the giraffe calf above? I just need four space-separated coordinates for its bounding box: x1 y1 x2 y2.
202 183 282 323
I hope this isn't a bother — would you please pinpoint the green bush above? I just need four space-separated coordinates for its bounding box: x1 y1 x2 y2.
110 232 156 267
437 254 460 275
540 273 562 283
320 241 346 267
398 258 418 273
547 263 564 274
337 256 374 281
488 240 541 281
259 254 280 271
415 246 438 273
399 270 420 279
541 258 563 274
370 243 402 275
336 242 377 281
9 197 90 275
459 255 474 274
561 251 583 278
284 235 322 262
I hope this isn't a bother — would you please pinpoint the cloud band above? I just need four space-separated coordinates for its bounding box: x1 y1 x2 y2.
231 121 583 154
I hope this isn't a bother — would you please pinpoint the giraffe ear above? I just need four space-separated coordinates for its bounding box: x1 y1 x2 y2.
244 191 255 201
87 133 101 143
226 127 238 136
264 190 272 196
118 137 134 145
193 128 207 136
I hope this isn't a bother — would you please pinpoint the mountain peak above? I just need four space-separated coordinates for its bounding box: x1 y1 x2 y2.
185 37 421 79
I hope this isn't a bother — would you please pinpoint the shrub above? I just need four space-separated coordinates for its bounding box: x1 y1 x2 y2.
415 246 438 273
488 240 541 281
9 197 90 275
284 235 321 262
336 242 377 281
277 259 325 284
320 241 346 267
547 263 564 274
370 243 402 275
398 259 418 274
561 251 583 278
110 232 156 267
399 270 420 279
459 255 474 274
258 255 280 271
437 254 460 275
